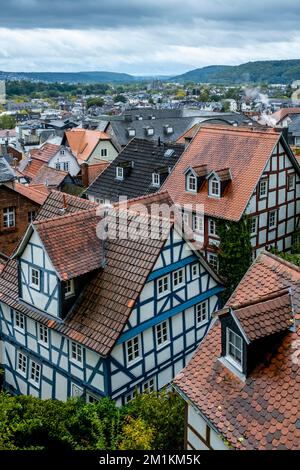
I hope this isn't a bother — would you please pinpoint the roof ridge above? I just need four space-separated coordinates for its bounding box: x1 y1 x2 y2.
262 251 300 274
33 207 98 226
230 288 290 311
199 125 280 137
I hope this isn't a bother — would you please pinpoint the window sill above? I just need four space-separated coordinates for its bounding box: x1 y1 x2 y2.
127 357 142 368
156 340 170 351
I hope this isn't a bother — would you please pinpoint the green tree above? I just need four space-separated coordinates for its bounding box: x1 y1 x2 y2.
119 417 155 450
0 115 16 130
217 217 252 303
114 94 127 103
87 97 104 108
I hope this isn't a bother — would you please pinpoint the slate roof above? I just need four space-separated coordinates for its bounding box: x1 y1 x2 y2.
288 114 300 137
86 138 185 202
0 157 15 183
163 126 291 222
36 190 97 220
174 252 300 450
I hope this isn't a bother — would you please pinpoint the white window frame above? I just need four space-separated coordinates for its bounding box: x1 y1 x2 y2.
259 179 268 198
65 279 75 298
209 176 221 197
166 126 173 134
116 167 124 180
71 341 83 364
147 127 154 136
72 383 84 398
226 328 243 371
101 148 108 157
15 311 25 332
250 216 258 235
152 173 160 187
208 253 219 272
29 266 40 290
128 129 136 137
192 214 203 233
38 324 48 345
196 301 208 325
155 320 169 349
157 275 170 297
191 263 199 280
29 360 41 385
126 335 141 365
172 268 185 289
124 390 136 404
187 174 197 193
63 161 69 172
287 173 295 191
142 378 155 394
208 219 217 236
55 162 61 170
269 210 277 229
3 207 15 228
17 351 27 376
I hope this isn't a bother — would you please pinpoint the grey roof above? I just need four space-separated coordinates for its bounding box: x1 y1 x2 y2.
86 138 185 202
0 156 16 183
289 114 300 137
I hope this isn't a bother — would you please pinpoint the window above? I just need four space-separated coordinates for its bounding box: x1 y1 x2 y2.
28 211 36 223
259 179 268 198
55 162 61 170
63 162 69 172
15 311 25 331
187 175 197 192
182 212 189 227
152 173 160 187
147 127 154 136
158 275 169 296
30 361 41 384
166 126 173 134
142 378 155 394
192 214 203 233
209 177 221 197
208 253 219 272
116 167 124 180
71 341 83 363
173 268 184 288
95 197 104 204
269 210 277 229
38 324 48 344
196 301 208 325
125 390 136 403
86 393 99 404
30 267 40 289
128 129 136 137
155 321 169 347
126 335 140 364
208 219 216 236
60 149 65 155
101 148 107 157
17 351 27 375
3 207 15 228
226 328 243 368
250 217 258 235
191 263 199 280
287 173 295 191
65 279 75 298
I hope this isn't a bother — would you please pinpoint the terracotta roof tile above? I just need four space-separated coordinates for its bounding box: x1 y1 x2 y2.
271 107 300 124
29 143 60 163
66 129 111 163
10 182 49 205
36 190 97 220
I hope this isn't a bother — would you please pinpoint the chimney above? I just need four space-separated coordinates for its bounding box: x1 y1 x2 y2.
63 193 68 211
158 137 161 147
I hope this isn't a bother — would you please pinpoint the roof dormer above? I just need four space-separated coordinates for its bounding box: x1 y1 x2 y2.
207 168 231 198
116 161 134 180
184 165 207 193
215 288 294 378
145 126 154 137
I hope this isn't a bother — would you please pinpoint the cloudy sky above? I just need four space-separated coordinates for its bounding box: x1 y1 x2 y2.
0 0 299 75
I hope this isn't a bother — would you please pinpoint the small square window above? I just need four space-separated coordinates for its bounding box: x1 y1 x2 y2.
191 263 199 280
173 268 184 288
147 127 154 136
116 167 124 180
259 179 268 198
287 173 295 191
269 211 277 229
71 341 83 363
126 336 140 364
196 301 208 325
30 267 40 290
128 129 136 137
17 351 27 375
155 321 169 348
142 378 155 394
158 275 169 296
3 207 15 228
250 217 258 235
30 360 41 385
15 311 25 331
65 279 75 298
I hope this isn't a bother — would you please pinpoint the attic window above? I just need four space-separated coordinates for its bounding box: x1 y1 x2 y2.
209 176 221 197
152 173 160 187
164 149 175 158
165 125 174 134
128 128 136 137
116 167 124 180
226 328 243 370
65 279 75 298
146 127 154 136
187 175 197 192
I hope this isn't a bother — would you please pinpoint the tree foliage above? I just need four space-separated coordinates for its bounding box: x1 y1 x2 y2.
217 217 252 303
0 389 184 450
0 114 16 130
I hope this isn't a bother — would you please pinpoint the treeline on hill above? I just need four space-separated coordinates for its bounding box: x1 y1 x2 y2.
6 81 111 99
0 390 184 450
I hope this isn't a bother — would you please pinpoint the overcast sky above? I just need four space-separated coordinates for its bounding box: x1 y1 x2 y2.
0 0 299 75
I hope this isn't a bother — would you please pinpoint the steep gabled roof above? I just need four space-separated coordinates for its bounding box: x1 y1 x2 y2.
8 182 49 205
29 143 60 163
37 190 97 220
65 128 111 162
174 252 300 450
164 126 287 222
271 107 300 124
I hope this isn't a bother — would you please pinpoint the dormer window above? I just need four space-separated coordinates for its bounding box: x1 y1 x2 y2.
30 267 40 290
152 173 160 187
187 175 197 192
165 125 174 135
209 176 221 197
65 279 75 298
116 167 124 180
226 328 243 370
127 128 136 137
146 127 154 136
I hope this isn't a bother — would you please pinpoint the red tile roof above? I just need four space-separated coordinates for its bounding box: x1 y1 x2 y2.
36 190 97 220
65 129 111 163
11 182 49 205
163 126 282 221
29 143 60 163
271 107 300 124
30 165 68 188
33 209 104 281
20 159 45 179
174 252 300 450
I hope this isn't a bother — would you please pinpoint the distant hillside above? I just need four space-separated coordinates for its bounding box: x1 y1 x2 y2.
172 60 300 84
0 70 137 84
